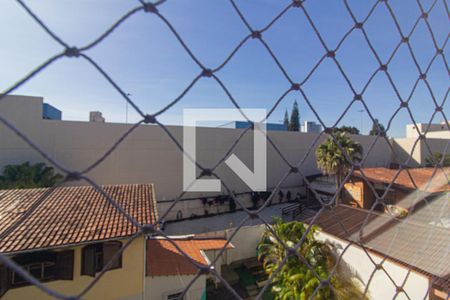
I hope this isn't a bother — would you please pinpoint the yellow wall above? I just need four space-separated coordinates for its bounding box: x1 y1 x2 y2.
2 237 145 300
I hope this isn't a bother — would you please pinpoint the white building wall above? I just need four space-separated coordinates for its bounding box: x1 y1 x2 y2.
391 138 423 166
202 249 228 285
406 123 450 139
316 232 431 300
391 137 450 166
424 131 450 139
225 225 266 263
179 225 266 265
1 95 393 220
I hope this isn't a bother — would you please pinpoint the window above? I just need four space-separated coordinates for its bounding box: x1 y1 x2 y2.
167 292 184 300
0 250 74 296
11 261 56 285
81 241 122 277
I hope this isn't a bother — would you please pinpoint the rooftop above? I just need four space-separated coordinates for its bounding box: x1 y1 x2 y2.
146 238 233 277
354 167 450 193
0 184 158 254
311 205 450 292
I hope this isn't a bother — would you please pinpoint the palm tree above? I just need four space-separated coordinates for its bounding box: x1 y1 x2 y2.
258 219 368 300
315 132 363 205
0 162 63 189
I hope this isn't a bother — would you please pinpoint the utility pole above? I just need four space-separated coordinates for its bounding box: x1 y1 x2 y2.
126 93 131 124
358 109 364 134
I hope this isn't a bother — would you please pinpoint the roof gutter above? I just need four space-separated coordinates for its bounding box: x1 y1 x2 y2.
2 234 139 256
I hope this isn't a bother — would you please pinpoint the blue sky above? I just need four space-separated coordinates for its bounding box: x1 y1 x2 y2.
0 0 448 137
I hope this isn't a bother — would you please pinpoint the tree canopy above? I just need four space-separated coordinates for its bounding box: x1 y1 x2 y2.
333 126 360 135
289 101 300 132
369 119 386 136
425 152 450 167
0 162 63 189
258 219 368 300
283 109 290 129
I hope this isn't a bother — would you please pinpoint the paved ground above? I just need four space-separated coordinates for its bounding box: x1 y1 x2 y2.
163 203 316 235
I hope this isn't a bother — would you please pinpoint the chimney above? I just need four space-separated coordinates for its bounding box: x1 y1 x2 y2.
89 111 105 123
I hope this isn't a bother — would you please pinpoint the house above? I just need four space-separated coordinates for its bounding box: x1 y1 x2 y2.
0 184 158 300
0 184 237 300
311 205 449 300
343 167 450 212
146 237 233 299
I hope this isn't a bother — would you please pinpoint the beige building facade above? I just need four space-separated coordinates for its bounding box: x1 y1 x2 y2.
2 237 145 300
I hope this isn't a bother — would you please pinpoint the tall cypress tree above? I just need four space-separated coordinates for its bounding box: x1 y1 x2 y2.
283 109 290 129
289 100 300 131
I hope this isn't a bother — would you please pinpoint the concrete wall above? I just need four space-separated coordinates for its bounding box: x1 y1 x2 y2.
145 274 205 300
316 232 430 300
225 225 265 263
1 95 392 220
424 131 450 139
406 123 450 139
203 249 228 285
2 237 145 300
391 138 422 166
198 224 266 264
392 138 450 166
419 138 449 164
158 186 304 221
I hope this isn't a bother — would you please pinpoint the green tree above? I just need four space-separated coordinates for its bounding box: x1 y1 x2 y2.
0 162 63 189
425 152 450 167
258 219 368 300
315 132 363 204
369 119 386 136
284 109 290 129
333 126 360 135
289 101 300 131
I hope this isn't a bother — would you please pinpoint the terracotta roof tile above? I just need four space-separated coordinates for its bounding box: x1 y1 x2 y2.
146 238 233 277
354 167 450 193
0 184 158 253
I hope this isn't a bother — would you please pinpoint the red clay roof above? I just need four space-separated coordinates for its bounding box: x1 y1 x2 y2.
354 167 450 193
0 184 158 253
146 238 233 277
